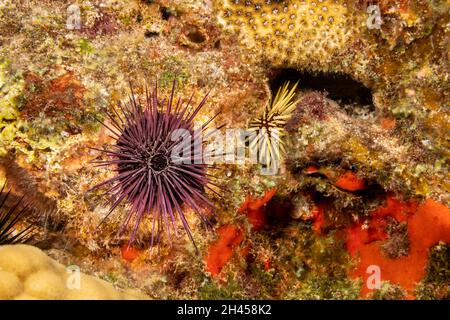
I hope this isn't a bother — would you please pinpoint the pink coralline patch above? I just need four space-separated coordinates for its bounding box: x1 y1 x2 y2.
238 189 277 231
304 165 320 174
346 196 417 256
334 172 367 191
206 225 244 277
120 244 140 263
304 167 367 192
263 259 271 272
348 198 450 299
346 222 386 257
371 196 417 222
311 204 326 235
205 189 277 277
380 117 396 130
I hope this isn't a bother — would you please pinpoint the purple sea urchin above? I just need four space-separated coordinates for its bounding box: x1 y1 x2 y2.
91 82 219 250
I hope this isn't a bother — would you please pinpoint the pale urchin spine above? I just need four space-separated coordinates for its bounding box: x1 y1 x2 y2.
90 81 220 251
247 81 299 171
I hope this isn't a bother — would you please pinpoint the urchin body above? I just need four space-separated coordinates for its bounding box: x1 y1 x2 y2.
92 84 217 249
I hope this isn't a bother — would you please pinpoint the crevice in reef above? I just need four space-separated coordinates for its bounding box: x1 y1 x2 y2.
268 69 375 115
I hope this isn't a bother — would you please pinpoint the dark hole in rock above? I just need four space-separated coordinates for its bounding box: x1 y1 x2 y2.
266 195 294 227
160 7 173 20
144 30 159 38
187 27 206 44
136 12 143 23
269 68 374 112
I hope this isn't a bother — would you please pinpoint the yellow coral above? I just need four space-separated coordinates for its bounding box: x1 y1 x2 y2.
0 245 149 300
0 270 23 299
214 0 363 70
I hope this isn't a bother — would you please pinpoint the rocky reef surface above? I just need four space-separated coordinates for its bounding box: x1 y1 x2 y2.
0 0 448 299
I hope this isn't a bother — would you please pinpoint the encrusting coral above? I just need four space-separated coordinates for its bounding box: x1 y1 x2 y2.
0 244 148 300
215 0 363 71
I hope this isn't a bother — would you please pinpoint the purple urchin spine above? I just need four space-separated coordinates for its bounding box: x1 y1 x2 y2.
90 81 219 251
0 181 36 245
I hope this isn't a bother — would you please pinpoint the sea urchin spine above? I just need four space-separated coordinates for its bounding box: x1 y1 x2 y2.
0 181 36 245
91 82 219 251
248 81 299 172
